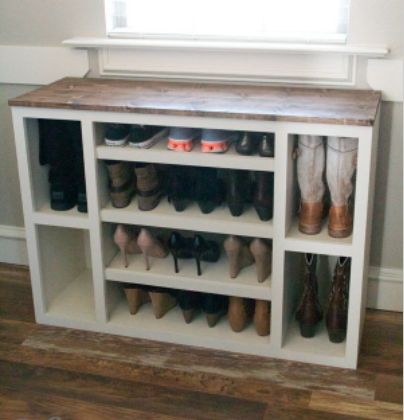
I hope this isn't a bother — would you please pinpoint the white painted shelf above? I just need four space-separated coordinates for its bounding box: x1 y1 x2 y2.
107 297 271 357
102 197 273 239
33 202 90 229
106 250 271 300
97 140 275 172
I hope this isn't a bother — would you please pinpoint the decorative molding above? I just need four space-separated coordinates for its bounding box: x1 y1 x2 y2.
0 224 401 312
367 59 403 102
98 47 357 86
0 225 28 266
0 46 89 85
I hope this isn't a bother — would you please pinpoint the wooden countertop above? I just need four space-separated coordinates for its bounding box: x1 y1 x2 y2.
9 77 381 126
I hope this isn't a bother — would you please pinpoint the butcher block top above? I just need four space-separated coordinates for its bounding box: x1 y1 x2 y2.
9 77 381 126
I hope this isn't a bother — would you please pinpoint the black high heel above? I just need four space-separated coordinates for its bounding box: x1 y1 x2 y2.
194 167 224 214
167 232 193 273
177 290 202 323
192 235 220 276
202 294 228 327
167 166 195 212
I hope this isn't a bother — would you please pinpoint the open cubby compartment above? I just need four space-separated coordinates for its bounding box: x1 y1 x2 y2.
97 157 274 239
23 118 88 228
283 134 356 257
36 225 96 327
102 222 272 300
94 121 276 173
281 251 347 362
104 280 272 357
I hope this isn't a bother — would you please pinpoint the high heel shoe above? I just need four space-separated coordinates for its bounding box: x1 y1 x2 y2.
114 224 142 267
254 300 271 336
223 235 254 278
148 287 177 319
177 290 202 324
202 294 228 327
250 239 272 282
167 166 195 212
194 167 224 214
137 228 169 270
253 172 274 221
124 284 151 314
228 297 255 333
192 235 220 276
168 232 193 273
226 170 250 217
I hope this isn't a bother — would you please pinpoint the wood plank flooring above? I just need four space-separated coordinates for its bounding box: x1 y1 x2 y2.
0 263 402 420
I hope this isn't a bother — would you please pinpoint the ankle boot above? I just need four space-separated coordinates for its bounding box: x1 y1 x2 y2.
177 291 202 324
223 235 254 278
134 163 162 211
194 167 224 214
168 232 193 273
297 136 325 234
202 294 228 328
137 228 169 270
192 235 220 276
105 160 135 208
258 133 275 158
250 239 272 282
326 257 350 343
124 284 151 314
228 297 254 332
295 254 323 338
254 300 271 336
226 170 250 217
167 165 195 212
148 287 177 319
114 224 142 267
253 172 274 221
326 137 357 239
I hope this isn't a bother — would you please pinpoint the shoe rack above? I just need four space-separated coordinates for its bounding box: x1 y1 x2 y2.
9 78 380 369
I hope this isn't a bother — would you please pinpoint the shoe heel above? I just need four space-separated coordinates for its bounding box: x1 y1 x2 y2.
205 312 222 328
255 206 273 221
195 255 202 276
228 203 243 217
225 249 241 279
172 253 179 273
149 291 177 319
182 309 196 324
139 246 151 270
198 201 215 214
173 198 187 212
328 329 346 343
254 253 271 283
117 243 129 268
299 323 316 338
124 288 151 314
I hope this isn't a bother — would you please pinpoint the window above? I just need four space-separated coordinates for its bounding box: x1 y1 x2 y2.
106 0 350 43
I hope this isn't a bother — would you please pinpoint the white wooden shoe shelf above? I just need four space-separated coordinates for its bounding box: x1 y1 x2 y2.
9 78 381 369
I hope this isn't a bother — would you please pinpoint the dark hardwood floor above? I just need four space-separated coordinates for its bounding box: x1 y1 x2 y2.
0 263 402 420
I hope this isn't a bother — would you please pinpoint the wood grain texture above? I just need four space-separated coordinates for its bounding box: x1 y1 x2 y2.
374 374 403 405
8 77 381 126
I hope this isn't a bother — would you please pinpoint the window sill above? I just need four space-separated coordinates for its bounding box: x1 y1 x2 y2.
63 37 388 57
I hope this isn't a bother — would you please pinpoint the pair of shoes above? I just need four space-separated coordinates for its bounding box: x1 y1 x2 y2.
124 284 177 319
168 128 239 153
168 166 225 214
168 232 220 276
227 170 274 221
105 161 162 210
114 225 168 269
228 297 271 336
104 124 167 149
236 133 275 157
295 254 350 343
224 236 272 282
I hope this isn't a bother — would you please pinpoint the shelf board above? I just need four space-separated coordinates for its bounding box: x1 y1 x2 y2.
106 250 271 300
33 202 90 229
107 297 272 357
96 140 275 172
284 218 352 257
45 270 96 328
102 198 273 239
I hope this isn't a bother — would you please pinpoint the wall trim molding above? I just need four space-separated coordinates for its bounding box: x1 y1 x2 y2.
0 225 402 312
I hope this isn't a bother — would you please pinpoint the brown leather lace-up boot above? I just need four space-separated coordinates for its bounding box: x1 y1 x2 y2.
299 202 324 235
295 254 323 338
328 206 353 238
326 257 350 343
106 161 135 208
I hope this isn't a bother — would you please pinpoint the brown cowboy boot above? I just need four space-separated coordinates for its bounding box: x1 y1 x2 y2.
105 161 135 208
326 257 350 343
328 206 353 238
295 254 323 338
299 202 324 235
134 163 162 211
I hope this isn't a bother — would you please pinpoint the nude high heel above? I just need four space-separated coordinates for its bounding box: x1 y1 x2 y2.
254 300 271 336
137 228 169 270
250 239 272 282
124 284 151 314
148 287 177 319
114 224 141 268
228 297 254 332
223 235 254 278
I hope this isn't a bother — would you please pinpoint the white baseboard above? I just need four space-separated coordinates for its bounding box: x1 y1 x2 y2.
0 225 402 312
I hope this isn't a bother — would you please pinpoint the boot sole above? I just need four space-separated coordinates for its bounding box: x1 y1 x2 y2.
328 228 353 238
299 323 317 338
299 224 322 235
328 329 346 343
